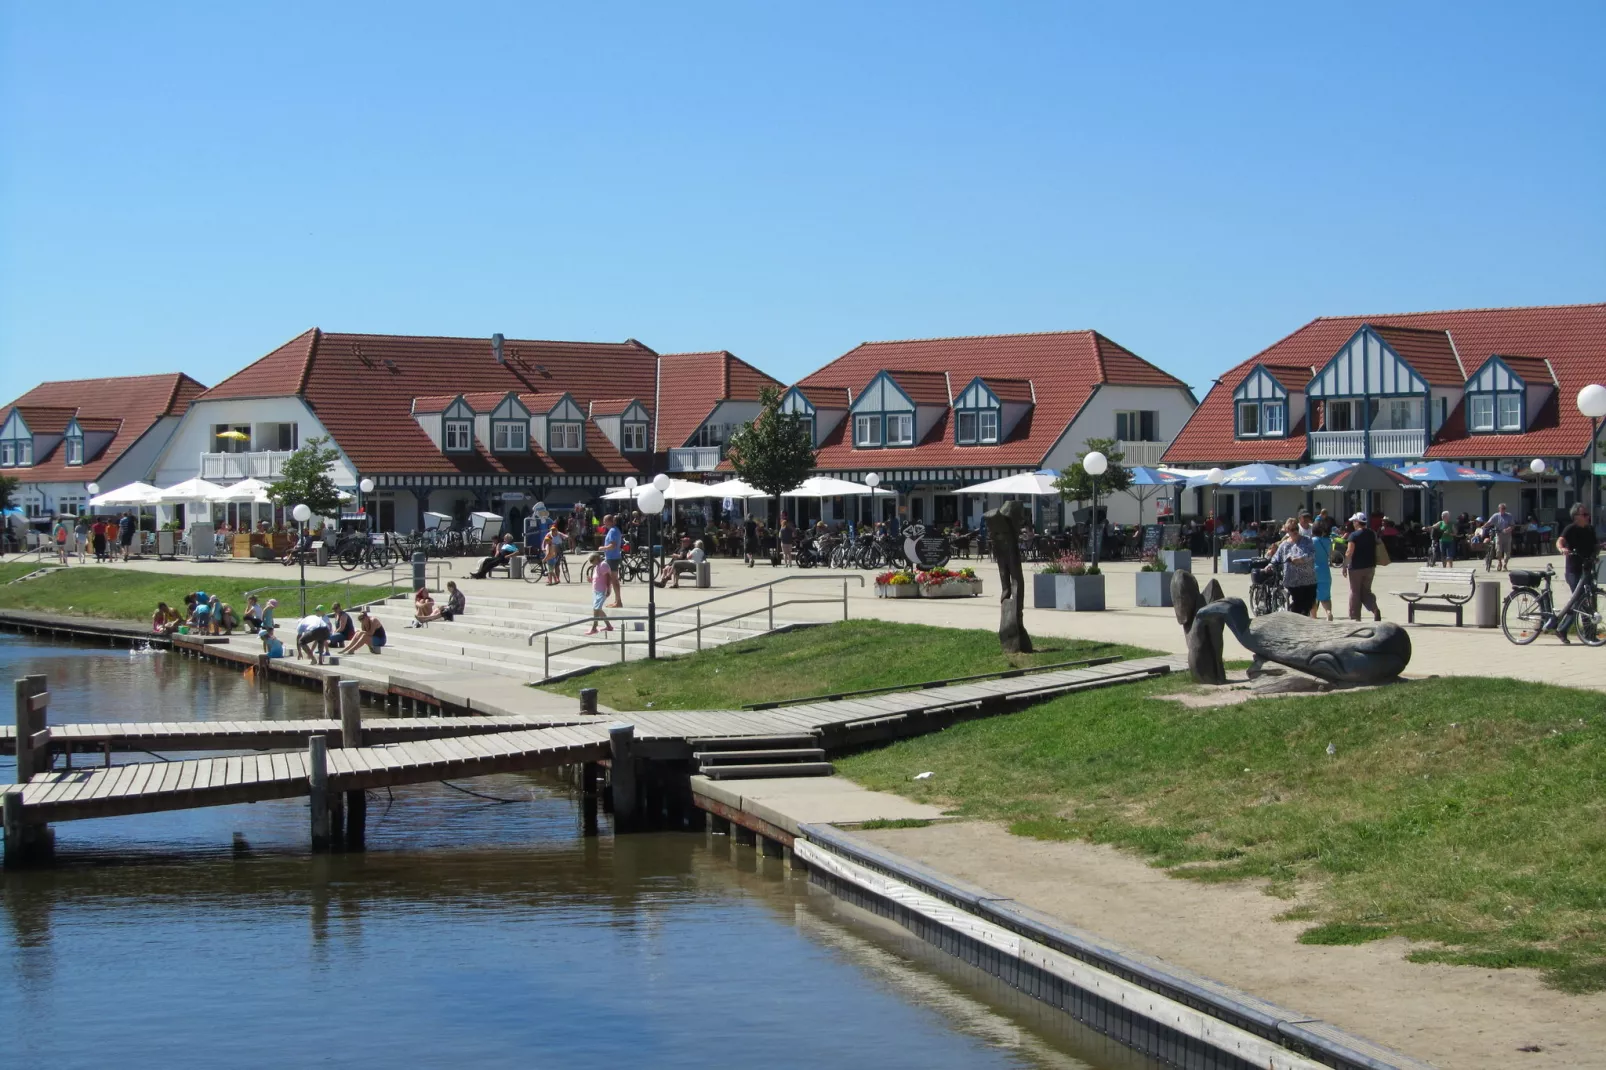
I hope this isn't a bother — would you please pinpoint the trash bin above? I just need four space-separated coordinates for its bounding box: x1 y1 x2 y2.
1472 579 1500 629
695 560 712 589
313 541 329 567
509 555 525 580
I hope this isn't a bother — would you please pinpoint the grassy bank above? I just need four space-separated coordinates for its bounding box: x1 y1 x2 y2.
547 619 1158 710
837 673 1606 993
0 565 397 624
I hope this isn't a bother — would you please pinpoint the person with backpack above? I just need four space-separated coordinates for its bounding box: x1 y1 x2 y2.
53 516 71 564
118 511 136 561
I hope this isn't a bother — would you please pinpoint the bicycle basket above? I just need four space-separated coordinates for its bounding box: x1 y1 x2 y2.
1509 569 1544 588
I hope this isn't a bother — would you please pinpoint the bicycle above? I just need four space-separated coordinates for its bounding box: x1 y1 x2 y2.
1247 557 1288 616
525 551 572 584
1501 560 1603 646
335 532 393 572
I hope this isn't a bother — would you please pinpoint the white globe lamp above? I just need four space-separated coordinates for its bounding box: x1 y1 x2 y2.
1083 451 1108 477
359 478 375 494
1206 466 1226 485
86 483 100 497
292 503 312 523
652 473 671 492
1530 458 1546 475
1580 384 1606 518
638 486 665 514
1578 384 1606 420
624 476 638 491
865 472 880 488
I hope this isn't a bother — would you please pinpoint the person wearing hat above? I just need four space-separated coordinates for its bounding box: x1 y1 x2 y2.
1342 512 1382 621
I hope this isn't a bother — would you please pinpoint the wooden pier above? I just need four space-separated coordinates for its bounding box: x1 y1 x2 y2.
4 657 1179 865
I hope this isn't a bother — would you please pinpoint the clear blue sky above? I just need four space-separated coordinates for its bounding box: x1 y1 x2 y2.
2 2 1601 404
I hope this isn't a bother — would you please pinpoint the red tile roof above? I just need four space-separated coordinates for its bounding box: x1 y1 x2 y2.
981 377 1035 403
1261 363 1318 389
200 330 659 475
1164 304 1606 464
0 373 206 482
1493 355 1557 385
1371 325 1465 385
587 398 640 418
800 330 1189 470
654 351 783 450
12 406 79 434
795 385 851 408
885 370 951 405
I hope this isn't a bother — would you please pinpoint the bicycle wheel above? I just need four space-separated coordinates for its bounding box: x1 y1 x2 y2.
1574 592 1605 647
1501 589 1545 645
338 545 361 572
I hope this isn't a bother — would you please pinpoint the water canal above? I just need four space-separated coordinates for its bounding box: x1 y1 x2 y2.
1 633 1158 1070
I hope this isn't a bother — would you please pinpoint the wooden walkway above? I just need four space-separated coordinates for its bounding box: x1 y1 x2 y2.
4 657 1179 829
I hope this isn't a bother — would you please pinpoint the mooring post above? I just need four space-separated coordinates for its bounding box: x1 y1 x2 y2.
608 723 638 830
255 653 271 688
2 787 52 868
308 734 331 851
579 688 598 716
3 789 22 865
338 680 366 849
14 675 49 781
322 675 340 721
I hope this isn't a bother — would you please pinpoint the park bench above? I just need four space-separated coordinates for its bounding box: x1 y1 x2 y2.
1394 566 1478 625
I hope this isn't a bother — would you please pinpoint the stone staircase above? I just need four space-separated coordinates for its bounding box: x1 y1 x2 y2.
691 734 834 780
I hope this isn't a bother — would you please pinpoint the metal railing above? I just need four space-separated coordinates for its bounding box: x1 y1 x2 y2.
526 573 865 679
1308 427 1427 461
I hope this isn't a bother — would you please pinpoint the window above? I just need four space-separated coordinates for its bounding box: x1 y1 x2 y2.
798 416 814 445
444 420 473 451
1261 403 1284 436
1115 410 1160 441
854 414 880 447
1385 399 1419 430
692 423 731 448
1469 395 1494 431
956 411 978 444
622 422 648 451
0 441 12 466
259 422 298 450
66 436 84 465
1237 402 1261 436
550 421 582 452
213 423 250 453
886 413 914 446
492 420 527 452
978 410 999 443
1325 400 1359 432
16 440 31 465
1497 394 1522 431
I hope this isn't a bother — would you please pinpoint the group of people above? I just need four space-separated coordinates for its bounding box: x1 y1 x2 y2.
1258 511 1385 622
411 581 466 625
50 512 140 564
151 589 240 636
264 600 387 662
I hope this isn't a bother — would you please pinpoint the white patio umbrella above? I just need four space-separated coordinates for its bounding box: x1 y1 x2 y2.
156 477 228 503
601 478 714 501
783 475 894 497
954 471 1060 496
88 481 162 507
207 478 274 503
701 478 768 499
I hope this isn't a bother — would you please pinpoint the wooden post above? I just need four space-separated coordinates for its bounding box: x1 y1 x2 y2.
3 789 22 865
580 761 602 795
14 675 48 781
322 675 340 720
608 723 637 829
338 681 363 748
2 787 51 867
579 688 598 716
256 653 271 687
308 734 331 851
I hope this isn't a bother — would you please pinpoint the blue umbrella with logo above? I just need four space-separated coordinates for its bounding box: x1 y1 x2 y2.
1125 466 1186 524
1396 461 1524 522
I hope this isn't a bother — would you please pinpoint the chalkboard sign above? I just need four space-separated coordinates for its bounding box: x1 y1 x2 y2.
901 523 952 568
1141 524 1163 554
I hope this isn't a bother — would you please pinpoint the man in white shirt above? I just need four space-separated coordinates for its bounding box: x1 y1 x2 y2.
1485 503 1516 571
296 610 332 662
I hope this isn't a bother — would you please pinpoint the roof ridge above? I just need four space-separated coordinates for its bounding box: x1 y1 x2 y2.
315 329 653 348
296 328 321 396
1316 301 1606 321
859 328 1096 346
1367 322 1456 335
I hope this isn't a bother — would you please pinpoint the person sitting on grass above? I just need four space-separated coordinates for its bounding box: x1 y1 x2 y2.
327 601 356 645
585 552 613 635
151 602 181 636
343 609 387 655
295 610 332 662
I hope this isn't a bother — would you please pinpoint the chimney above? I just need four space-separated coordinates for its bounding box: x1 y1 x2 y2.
492 333 505 364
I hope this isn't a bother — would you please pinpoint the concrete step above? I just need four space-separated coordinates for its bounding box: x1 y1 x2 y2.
689 734 818 750
437 615 786 650
694 748 826 765
699 762 834 780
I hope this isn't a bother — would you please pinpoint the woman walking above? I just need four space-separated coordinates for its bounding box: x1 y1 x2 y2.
585 552 614 635
1309 518 1334 621
1267 517 1319 616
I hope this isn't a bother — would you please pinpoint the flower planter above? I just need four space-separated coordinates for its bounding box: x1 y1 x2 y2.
1033 573 1068 609
1219 548 1256 573
920 578 982 598
1034 573 1104 610
874 583 921 599
1135 570 1175 608
1158 549 1192 573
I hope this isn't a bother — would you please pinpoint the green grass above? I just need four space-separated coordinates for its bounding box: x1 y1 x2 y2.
546 619 1159 710
0 561 42 585
0 565 397 624
1297 922 1392 945
836 672 1606 992
858 818 934 830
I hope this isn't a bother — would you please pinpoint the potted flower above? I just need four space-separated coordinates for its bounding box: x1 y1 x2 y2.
1158 537 1191 573
874 569 920 598
916 565 982 598
1134 551 1174 607
1033 552 1105 611
1218 537 1257 573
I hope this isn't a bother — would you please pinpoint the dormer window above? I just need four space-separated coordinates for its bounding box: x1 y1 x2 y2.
886 413 914 446
444 420 473 451
951 375 1026 447
550 421 582 452
1464 355 1549 436
492 420 527 453
1237 402 1261 436
1233 366 1294 439
66 435 84 465
622 421 648 451
0 442 13 467
854 414 880 447
1498 394 1521 431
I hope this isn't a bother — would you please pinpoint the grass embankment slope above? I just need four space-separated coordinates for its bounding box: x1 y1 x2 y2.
547 618 1156 710
559 618 1605 992
0 565 395 623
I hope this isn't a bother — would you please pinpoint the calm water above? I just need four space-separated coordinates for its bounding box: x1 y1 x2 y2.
1 634 1154 1070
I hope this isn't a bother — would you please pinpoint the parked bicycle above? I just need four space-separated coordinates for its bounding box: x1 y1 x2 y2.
1501 560 1602 646
335 531 393 571
1247 557 1288 616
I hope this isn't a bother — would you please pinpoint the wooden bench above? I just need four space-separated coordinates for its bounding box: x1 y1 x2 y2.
1394 566 1478 625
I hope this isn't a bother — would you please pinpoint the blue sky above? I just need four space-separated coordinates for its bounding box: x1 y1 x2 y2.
2 2 1601 403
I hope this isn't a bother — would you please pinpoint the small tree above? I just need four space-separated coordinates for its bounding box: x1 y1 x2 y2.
725 386 817 539
1053 437 1131 510
0 474 16 511
267 436 345 521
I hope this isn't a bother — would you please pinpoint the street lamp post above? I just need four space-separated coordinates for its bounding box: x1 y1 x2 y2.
1206 467 1226 574
1578 385 1606 522
865 472 881 533
358 477 375 532
292 503 312 615
639 473 671 659
1083 451 1108 567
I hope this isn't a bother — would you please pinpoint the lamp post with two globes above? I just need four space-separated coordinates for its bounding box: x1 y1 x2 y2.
639 473 671 659
1083 451 1109 567
1578 384 1606 522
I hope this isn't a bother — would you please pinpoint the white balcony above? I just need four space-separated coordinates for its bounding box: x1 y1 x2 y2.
667 446 723 472
1308 428 1426 461
1116 440 1167 466
199 450 293 481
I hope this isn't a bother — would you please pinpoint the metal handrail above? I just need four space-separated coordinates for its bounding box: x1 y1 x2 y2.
525 573 865 679
246 557 444 616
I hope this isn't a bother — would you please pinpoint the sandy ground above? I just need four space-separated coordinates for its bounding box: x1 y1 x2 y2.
860 820 1606 1070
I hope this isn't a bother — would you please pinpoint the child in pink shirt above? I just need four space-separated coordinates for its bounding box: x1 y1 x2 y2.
586 553 613 635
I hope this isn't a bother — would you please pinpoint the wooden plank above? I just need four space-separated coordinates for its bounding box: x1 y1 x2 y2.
224 756 244 787
175 759 199 793
192 757 218 792
124 761 161 798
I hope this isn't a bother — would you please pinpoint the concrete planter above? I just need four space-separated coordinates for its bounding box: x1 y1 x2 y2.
1135 570 1175 607
1219 548 1257 573
874 583 921 599
1158 549 1192 573
920 578 983 598
1035 572 1105 611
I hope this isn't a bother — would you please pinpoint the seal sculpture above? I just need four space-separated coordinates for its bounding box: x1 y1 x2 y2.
1194 598 1411 686
985 500 1032 654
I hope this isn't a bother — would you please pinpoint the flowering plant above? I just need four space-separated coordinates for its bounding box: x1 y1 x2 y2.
1039 551 1099 577
876 569 915 586
914 566 967 587
1138 551 1170 573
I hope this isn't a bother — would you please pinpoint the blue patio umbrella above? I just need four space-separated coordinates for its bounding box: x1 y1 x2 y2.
1396 460 1524 521
1184 463 1318 489
1125 466 1186 524
1295 460 1353 481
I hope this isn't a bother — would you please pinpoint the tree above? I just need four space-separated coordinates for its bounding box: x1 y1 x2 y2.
1053 437 1131 509
725 386 817 539
0 474 16 512
266 436 344 522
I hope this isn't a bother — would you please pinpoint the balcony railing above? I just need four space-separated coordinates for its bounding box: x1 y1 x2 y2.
1115 440 1167 467
1308 428 1426 461
200 450 294 481
667 446 723 473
